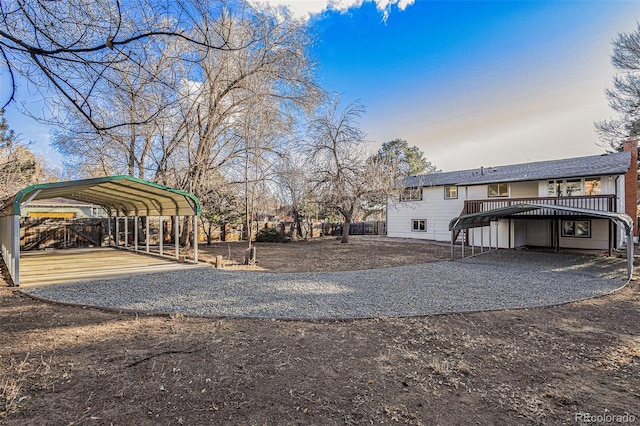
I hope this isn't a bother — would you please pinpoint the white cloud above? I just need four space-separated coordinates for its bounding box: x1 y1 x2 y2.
252 0 415 20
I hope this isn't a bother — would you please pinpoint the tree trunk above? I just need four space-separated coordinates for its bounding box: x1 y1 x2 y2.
341 217 350 243
206 222 212 245
293 209 303 238
180 216 190 248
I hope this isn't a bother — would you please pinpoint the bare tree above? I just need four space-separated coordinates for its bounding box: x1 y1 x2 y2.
596 22 640 150
0 0 250 131
0 109 45 198
307 99 395 243
51 38 183 179
198 172 243 244
44 1 321 249
276 155 316 239
233 98 290 261
171 5 320 196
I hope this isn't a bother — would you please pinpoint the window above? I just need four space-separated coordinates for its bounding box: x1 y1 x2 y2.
400 187 422 201
548 178 601 197
548 180 562 196
444 186 458 199
565 179 581 196
411 219 426 232
488 183 509 197
561 220 591 238
584 178 601 195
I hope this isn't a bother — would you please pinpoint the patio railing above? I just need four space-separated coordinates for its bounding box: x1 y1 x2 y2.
462 195 617 217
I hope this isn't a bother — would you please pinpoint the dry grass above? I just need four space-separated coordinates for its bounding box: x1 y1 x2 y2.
0 353 53 418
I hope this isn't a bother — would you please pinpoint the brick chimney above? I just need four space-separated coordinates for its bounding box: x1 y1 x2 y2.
623 138 638 236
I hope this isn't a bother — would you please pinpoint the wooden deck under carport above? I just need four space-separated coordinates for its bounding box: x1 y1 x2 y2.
19 248 206 287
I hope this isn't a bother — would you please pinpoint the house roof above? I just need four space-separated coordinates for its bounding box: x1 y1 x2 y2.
403 151 632 188
2 175 201 217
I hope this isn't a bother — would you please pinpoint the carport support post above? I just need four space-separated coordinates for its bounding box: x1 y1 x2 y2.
461 230 465 258
627 230 634 280
134 216 138 252
124 216 128 248
11 215 19 286
107 216 112 247
481 226 484 253
193 215 198 264
488 222 492 251
145 217 150 254
471 228 475 256
159 215 163 256
450 231 454 261
115 213 119 248
175 215 179 261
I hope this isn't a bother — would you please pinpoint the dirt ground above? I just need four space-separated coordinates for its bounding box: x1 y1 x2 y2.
194 236 453 272
1 237 639 425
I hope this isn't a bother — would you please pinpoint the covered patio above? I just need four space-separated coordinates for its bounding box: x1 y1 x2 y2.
0 175 201 286
18 248 204 287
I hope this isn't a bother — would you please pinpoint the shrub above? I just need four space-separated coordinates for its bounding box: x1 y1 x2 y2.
255 227 286 243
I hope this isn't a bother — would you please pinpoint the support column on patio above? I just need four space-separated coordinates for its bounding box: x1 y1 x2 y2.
115 212 120 248
159 215 164 256
175 215 180 261
134 216 139 252
193 215 199 264
146 217 150 254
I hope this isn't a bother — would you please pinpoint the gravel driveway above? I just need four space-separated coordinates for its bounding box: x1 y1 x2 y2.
21 250 629 319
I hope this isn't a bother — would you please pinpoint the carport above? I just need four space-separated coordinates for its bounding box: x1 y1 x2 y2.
449 203 635 279
0 176 201 286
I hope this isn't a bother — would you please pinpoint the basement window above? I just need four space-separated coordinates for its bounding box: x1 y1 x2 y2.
561 220 591 238
411 219 426 232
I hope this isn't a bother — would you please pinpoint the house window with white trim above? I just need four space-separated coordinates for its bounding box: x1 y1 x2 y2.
548 180 562 196
488 183 509 197
565 179 581 196
411 219 426 232
561 220 591 238
400 187 422 201
444 186 458 199
548 177 602 196
585 178 601 195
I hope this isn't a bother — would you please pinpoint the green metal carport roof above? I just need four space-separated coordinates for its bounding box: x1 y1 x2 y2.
2 175 201 217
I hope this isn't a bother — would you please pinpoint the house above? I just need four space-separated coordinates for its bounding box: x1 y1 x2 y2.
23 197 108 219
387 140 638 252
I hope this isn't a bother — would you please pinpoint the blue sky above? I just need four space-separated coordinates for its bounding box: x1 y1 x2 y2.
4 0 640 172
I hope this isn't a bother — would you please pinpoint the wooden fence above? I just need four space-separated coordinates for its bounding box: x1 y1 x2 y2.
200 220 387 243
20 218 105 250
20 217 388 250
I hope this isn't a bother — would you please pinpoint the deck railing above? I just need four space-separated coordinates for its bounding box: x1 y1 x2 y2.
462 194 617 216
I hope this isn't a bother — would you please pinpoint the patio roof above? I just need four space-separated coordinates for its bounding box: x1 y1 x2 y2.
448 203 633 233
2 175 201 217
448 203 634 280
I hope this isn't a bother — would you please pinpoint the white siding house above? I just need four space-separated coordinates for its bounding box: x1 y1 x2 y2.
387 147 637 251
